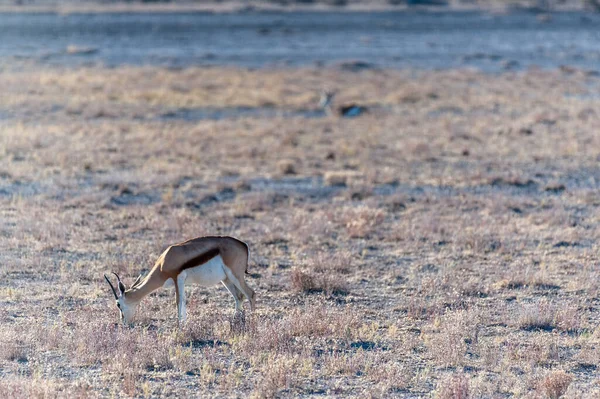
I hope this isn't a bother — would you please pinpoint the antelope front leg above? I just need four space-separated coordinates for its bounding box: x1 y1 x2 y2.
175 274 187 325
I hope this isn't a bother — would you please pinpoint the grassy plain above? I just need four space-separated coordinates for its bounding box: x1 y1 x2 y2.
0 64 599 397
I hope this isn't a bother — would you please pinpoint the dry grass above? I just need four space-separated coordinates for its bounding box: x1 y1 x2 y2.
435 373 471 399
539 370 573 399
1 64 600 397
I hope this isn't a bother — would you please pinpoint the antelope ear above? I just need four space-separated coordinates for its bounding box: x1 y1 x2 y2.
112 272 126 295
131 271 145 288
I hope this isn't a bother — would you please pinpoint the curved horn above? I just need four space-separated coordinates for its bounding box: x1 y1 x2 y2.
104 274 118 300
112 272 126 294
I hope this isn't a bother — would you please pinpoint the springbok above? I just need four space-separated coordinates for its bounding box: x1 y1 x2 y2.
104 236 256 324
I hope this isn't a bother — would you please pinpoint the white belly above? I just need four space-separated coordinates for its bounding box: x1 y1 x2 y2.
182 255 227 287
162 278 174 288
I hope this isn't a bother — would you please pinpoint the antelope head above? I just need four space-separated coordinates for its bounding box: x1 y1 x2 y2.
104 272 143 324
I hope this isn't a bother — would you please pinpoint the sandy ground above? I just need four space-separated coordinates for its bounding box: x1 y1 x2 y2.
1 64 600 397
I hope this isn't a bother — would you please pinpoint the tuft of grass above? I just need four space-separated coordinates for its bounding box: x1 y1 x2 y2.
305 250 353 274
515 300 581 333
324 171 357 187
517 302 557 332
435 374 471 399
426 309 481 367
0 342 28 363
253 355 298 399
290 268 317 292
539 371 573 399
277 159 298 175
333 205 386 238
290 268 348 296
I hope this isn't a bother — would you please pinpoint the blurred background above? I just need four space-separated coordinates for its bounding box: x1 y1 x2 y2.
2 0 600 72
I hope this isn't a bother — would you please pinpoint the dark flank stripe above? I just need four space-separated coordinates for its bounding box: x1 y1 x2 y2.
179 248 220 271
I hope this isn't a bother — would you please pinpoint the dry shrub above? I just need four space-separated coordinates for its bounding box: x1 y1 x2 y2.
323 170 363 187
435 373 471 399
494 263 561 293
286 304 357 339
169 345 194 374
178 310 227 343
290 268 348 296
368 360 411 393
0 339 28 363
37 321 64 350
0 378 95 399
276 159 297 175
198 361 219 389
555 305 583 333
345 208 386 238
516 300 580 333
0 326 34 363
49 310 177 375
539 371 573 399
574 342 600 366
330 205 386 238
0 379 38 399
304 250 353 274
288 209 336 243
427 309 480 367
238 304 357 356
517 301 557 332
460 232 502 254
455 277 488 298
221 362 247 391
122 369 139 397
502 334 560 364
240 316 293 354
264 209 338 245
324 351 364 376
406 293 442 320
290 268 316 292
254 354 299 399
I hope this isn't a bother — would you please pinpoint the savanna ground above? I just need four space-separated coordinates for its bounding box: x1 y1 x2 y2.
1 63 600 398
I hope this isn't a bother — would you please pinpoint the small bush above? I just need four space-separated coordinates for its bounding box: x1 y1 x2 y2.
323 171 357 186
435 374 471 399
290 268 316 292
254 355 298 398
0 342 28 363
331 205 386 238
515 301 580 333
290 268 348 296
277 159 297 175
516 300 557 332
540 371 573 399
427 310 480 367
306 250 353 274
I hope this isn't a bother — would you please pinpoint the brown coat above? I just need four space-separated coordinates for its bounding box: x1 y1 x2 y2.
125 236 253 305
